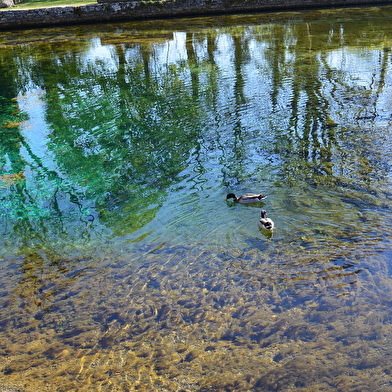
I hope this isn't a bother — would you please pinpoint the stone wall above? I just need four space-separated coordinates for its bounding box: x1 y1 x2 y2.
0 0 390 30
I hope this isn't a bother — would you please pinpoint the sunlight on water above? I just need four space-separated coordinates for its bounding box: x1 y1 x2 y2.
1 6 392 391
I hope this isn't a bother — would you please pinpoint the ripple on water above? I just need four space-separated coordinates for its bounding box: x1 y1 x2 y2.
2 6 392 391
1 236 392 390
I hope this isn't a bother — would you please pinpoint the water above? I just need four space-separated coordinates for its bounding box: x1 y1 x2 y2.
1 6 392 391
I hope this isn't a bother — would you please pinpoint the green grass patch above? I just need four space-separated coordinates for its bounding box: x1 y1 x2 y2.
10 0 96 9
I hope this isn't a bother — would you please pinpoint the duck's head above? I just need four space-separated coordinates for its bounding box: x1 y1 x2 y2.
261 209 267 218
226 193 236 200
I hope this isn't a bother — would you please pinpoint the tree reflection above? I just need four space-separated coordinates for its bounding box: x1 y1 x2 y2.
1 12 392 319
27 37 205 235
1 14 392 250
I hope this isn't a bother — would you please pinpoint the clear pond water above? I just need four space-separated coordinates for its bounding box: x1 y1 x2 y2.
1 6 392 391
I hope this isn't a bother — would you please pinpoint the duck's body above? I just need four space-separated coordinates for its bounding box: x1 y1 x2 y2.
226 193 267 204
258 209 275 231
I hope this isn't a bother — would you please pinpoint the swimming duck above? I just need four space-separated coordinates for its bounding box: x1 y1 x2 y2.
226 193 267 204
258 209 275 231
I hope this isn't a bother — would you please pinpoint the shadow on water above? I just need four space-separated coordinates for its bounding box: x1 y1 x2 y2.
1 4 392 391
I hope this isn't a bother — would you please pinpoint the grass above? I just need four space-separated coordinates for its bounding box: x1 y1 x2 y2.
10 0 96 9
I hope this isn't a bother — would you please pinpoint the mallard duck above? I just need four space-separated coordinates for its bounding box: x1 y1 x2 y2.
258 209 275 231
226 193 267 204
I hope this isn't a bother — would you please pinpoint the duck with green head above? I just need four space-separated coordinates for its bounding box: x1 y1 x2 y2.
226 193 267 204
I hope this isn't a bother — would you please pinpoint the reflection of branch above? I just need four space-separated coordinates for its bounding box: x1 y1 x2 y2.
306 23 312 51
232 35 246 170
372 48 389 118
186 32 199 99
268 25 285 109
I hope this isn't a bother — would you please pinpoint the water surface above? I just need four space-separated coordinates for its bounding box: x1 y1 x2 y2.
1 6 392 391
